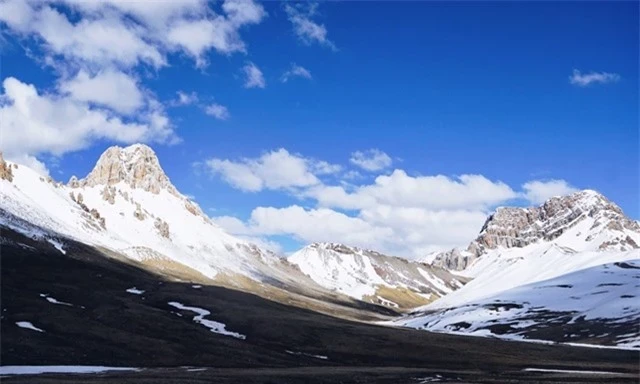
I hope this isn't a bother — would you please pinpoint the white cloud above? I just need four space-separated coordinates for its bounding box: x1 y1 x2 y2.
569 69 621 87
59 69 143 115
173 91 199 106
204 103 230 120
204 149 326 192
0 0 266 69
522 180 578 204
281 63 312 82
242 62 266 89
284 3 336 50
0 0 272 175
0 77 176 172
349 149 392 171
205 147 580 258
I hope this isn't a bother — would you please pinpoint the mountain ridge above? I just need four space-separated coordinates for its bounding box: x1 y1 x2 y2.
431 189 640 271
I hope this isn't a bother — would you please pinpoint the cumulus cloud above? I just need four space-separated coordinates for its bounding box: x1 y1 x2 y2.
349 149 392 171
0 77 176 170
0 0 266 69
281 63 312 82
284 2 336 50
203 149 344 192
59 69 144 115
206 148 579 258
522 179 578 204
569 69 621 87
204 103 231 120
242 62 266 88
0 0 271 173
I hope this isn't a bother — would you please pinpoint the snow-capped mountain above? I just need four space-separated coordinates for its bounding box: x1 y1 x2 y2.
0 145 310 294
289 242 466 309
396 190 640 347
431 190 640 271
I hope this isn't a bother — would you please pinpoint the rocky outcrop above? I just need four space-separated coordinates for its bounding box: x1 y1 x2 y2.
154 218 170 239
133 203 146 221
0 153 14 182
71 144 179 196
432 190 640 270
101 186 116 204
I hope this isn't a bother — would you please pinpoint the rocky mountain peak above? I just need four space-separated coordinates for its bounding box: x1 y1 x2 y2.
432 190 640 270
70 144 179 196
307 242 386 258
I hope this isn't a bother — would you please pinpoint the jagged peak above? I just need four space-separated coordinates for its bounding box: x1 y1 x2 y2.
432 189 640 270
70 144 179 196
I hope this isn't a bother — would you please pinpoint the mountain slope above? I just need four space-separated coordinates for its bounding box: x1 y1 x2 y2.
395 190 640 347
0 146 392 320
289 242 467 309
3 226 638 383
395 258 640 347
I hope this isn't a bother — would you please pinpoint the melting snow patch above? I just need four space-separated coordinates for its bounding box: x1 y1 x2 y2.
126 287 145 295
46 238 66 254
40 294 73 307
192 285 202 289
168 302 245 339
523 368 621 375
0 366 139 375
16 321 44 332
285 350 328 360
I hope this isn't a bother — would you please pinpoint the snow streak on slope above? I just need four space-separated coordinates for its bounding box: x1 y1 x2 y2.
395 259 640 348
289 242 465 308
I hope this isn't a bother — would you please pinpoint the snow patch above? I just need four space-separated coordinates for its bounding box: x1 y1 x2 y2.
285 350 328 360
40 294 73 307
0 366 139 375
15 321 44 332
168 301 245 339
523 368 621 375
126 287 145 295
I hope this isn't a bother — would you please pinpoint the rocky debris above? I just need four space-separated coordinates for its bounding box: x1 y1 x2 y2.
89 208 106 229
101 186 116 204
0 153 14 182
154 218 170 239
118 190 131 202
432 190 640 270
68 175 80 188
72 144 180 196
134 203 146 221
77 193 84 205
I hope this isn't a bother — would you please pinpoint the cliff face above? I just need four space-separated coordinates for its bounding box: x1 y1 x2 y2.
432 190 640 270
70 144 179 196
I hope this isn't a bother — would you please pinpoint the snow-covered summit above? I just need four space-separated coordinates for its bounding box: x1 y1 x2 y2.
432 189 640 270
0 144 301 289
68 144 179 196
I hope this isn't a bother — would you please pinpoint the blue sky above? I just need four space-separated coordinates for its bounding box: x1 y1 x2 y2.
1 1 638 257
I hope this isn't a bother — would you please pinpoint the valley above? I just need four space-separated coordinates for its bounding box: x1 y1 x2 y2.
1 145 639 382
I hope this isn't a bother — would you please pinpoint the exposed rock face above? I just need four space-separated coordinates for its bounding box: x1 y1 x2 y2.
68 175 80 188
154 218 170 239
72 144 179 196
433 190 640 270
0 153 14 182
133 203 146 221
101 186 116 204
